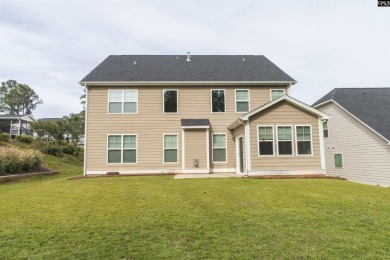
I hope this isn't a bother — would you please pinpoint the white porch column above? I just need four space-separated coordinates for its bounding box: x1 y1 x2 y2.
18 119 21 135
206 128 210 170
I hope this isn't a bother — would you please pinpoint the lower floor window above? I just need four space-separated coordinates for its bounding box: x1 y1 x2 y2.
258 126 274 156
296 126 312 155
164 134 178 163
108 134 137 163
334 154 343 168
277 126 293 155
212 134 227 162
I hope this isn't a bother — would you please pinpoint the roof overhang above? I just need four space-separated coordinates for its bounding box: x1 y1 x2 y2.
228 95 329 130
0 115 37 122
79 81 297 86
314 99 390 145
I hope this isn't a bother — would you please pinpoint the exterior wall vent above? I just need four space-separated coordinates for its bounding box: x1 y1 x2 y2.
193 159 198 167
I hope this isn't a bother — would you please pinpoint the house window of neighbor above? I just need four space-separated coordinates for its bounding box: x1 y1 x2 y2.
271 89 285 100
164 135 178 163
258 126 274 156
236 90 249 112
164 90 178 113
323 121 328 137
334 154 343 168
212 134 227 162
108 90 138 113
108 135 137 163
296 126 312 155
277 126 293 155
211 90 225 112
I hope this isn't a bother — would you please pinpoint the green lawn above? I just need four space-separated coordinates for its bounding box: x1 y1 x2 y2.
0 155 389 259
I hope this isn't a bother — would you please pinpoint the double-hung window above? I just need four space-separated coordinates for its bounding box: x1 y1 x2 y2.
270 89 285 100
235 90 249 112
108 90 138 113
212 134 227 162
277 126 293 155
108 135 137 163
164 90 178 113
211 90 225 112
258 126 274 156
164 134 178 163
323 121 328 137
296 126 312 155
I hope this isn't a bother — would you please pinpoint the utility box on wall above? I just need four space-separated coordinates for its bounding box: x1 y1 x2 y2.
193 159 199 167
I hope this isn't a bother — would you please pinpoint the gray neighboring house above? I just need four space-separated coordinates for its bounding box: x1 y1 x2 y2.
0 114 36 138
313 88 390 187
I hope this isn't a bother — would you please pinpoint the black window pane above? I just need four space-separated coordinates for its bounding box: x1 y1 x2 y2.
212 90 225 112
323 129 328 138
278 141 292 155
298 141 311 155
164 91 177 113
259 141 273 155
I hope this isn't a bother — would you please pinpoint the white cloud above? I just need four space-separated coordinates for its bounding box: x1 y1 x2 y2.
0 0 389 118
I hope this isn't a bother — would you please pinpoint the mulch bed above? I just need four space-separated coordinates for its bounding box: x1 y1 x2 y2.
247 174 345 180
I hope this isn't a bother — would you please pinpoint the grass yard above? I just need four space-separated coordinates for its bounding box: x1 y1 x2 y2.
0 155 389 259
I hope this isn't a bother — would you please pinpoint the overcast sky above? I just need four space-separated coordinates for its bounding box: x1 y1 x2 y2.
1 0 389 118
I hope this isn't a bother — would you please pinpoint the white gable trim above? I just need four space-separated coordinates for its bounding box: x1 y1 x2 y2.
315 99 390 145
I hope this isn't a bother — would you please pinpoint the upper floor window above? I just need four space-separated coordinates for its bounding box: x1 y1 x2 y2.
108 90 138 114
164 90 178 113
235 89 250 112
296 126 312 155
323 121 328 137
271 89 285 100
211 90 225 113
258 126 274 156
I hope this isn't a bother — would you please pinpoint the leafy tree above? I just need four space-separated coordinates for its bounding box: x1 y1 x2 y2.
30 120 66 145
62 111 85 145
0 80 43 115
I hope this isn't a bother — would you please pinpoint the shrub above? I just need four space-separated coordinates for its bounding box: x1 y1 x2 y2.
62 145 75 155
0 132 10 141
0 147 42 175
16 135 33 144
44 146 61 156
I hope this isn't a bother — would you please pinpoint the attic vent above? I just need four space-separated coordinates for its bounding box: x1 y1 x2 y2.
134 61 136 66
176 56 178 60
186 52 191 61
243 58 245 62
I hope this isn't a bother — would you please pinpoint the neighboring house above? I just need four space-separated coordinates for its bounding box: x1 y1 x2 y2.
313 88 390 187
80 54 329 176
0 114 36 138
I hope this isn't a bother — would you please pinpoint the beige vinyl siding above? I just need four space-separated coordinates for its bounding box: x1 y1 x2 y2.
184 129 207 169
319 102 390 187
86 85 288 172
249 101 322 171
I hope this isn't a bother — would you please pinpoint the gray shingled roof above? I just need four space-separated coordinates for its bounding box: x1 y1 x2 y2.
81 55 296 83
313 88 390 141
181 119 210 127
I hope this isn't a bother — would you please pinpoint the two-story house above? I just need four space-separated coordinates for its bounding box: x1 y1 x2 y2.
80 54 329 176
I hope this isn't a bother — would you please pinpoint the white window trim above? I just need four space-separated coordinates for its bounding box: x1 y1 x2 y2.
235 89 250 113
107 134 138 164
257 125 275 157
163 133 179 163
295 125 314 156
163 89 179 114
210 89 226 113
270 89 286 101
212 133 228 163
334 153 344 168
276 125 294 156
107 90 138 114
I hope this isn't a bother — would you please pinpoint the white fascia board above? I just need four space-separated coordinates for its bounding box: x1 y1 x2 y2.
317 99 390 145
79 81 297 86
181 126 210 129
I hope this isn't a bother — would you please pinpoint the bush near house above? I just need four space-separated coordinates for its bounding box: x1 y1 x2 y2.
0 146 42 175
0 132 10 142
16 134 33 144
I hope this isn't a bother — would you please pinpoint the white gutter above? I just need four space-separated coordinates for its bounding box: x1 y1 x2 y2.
79 81 297 86
83 84 88 176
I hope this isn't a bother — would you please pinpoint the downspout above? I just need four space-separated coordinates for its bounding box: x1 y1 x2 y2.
286 83 292 96
83 84 88 177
